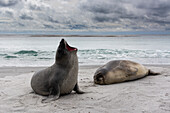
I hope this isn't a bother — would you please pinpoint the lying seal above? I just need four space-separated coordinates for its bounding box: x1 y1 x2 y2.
31 39 83 102
94 60 160 85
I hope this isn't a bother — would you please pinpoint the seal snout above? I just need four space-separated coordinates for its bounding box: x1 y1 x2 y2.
59 39 66 49
94 73 104 84
61 38 65 42
94 69 108 84
60 39 77 52
60 39 65 45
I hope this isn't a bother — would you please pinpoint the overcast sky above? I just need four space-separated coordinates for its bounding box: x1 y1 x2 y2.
0 0 170 32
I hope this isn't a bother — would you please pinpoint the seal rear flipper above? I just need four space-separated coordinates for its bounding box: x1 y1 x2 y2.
73 83 84 94
148 69 161 76
41 85 60 103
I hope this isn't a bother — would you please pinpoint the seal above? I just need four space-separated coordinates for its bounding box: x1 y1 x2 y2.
94 60 160 85
31 39 83 102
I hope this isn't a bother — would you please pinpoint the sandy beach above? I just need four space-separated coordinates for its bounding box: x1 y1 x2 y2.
0 65 170 113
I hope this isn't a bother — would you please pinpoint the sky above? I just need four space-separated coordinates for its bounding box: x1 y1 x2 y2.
0 0 170 33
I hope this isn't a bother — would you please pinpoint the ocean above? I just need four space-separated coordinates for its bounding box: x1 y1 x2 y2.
0 35 170 67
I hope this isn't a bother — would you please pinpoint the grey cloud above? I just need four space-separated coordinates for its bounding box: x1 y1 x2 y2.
137 1 170 17
165 27 170 31
5 10 13 16
28 2 49 11
80 0 134 23
0 8 15 18
150 20 170 25
18 22 25 27
29 4 41 11
43 24 54 29
81 1 113 14
0 0 18 7
0 0 170 31
93 14 119 22
136 0 170 26
19 14 33 20
48 16 59 23
94 16 111 22
68 24 87 29
79 0 170 30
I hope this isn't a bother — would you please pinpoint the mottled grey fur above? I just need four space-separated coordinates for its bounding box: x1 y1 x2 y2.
31 39 83 102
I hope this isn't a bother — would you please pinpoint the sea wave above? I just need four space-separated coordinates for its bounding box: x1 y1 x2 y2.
0 50 54 60
0 49 170 66
14 50 38 56
78 49 170 59
1 49 170 59
4 55 18 59
0 54 8 56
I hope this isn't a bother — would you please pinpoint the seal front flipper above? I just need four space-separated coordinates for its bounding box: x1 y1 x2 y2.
41 85 60 103
73 83 84 94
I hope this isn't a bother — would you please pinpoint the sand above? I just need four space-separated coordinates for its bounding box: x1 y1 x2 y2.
0 65 170 113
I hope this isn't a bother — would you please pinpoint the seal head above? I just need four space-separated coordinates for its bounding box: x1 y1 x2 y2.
94 68 108 85
55 39 77 62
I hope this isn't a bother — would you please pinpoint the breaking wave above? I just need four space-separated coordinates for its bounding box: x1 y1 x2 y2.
0 49 170 66
78 49 170 59
14 50 38 56
1 49 170 59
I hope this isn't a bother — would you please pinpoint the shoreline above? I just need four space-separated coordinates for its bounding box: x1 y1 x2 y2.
0 65 99 78
0 64 170 78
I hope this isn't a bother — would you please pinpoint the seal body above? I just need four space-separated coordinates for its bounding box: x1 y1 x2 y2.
31 39 83 101
94 60 160 85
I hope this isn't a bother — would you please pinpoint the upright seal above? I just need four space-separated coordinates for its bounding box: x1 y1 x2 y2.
94 60 160 85
31 39 83 102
